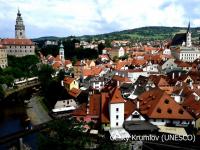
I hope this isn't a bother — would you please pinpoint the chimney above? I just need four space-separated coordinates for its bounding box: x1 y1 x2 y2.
172 72 175 79
61 80 64 86
178 72 181 77
137 100 140 109
117 81 120 87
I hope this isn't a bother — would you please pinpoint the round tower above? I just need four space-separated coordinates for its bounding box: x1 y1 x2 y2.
15 9 25 39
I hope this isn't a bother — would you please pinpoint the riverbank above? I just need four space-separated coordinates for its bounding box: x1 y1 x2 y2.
26 95 52 126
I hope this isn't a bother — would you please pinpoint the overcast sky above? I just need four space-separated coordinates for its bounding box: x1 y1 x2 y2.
0 0 200 38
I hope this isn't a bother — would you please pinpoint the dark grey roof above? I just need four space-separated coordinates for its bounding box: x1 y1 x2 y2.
171 33 186 46
124 121 158 131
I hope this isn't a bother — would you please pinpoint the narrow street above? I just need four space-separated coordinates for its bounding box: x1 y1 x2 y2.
26 95 52 125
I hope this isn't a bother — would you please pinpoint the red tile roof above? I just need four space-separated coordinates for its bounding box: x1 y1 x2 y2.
110 87 125 104
63 77 75 84
138 88 193 120
72 103 87 116
52 61 62 69
112 75 131 83
124 100 137 119
89 94 101 116
182 94 200 118
2 38 34 46
68 88 81 98
101 93 110 123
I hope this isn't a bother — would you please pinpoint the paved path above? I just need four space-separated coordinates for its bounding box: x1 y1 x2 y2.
26 96 52 125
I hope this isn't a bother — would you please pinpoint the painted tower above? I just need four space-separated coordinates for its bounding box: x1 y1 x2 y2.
15 9 25 39
59 42 65 61
109 88 125 128
186 22 192 47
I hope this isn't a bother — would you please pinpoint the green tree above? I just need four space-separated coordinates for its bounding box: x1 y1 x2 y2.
38 119 92 150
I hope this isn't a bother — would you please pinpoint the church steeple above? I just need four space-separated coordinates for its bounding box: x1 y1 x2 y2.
15 9 25 39
59 41 65 61
186 21 192 47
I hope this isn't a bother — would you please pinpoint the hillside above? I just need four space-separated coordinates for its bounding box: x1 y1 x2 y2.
32 26 200 42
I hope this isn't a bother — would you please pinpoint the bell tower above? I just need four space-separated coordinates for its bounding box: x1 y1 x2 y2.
15 9 25 39
186 22 192 47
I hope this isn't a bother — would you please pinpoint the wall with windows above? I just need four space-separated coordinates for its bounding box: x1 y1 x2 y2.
110 103 124 128
0 47 7 68
5 45 35 57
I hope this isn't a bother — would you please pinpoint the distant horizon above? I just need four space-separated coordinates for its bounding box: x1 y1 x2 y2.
1 0 200 38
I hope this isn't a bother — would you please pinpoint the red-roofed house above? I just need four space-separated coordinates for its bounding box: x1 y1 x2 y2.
137 88 194 126
63 77 79 91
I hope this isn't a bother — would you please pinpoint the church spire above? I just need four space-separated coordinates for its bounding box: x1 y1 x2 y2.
15 9 25 39
187 21 190 33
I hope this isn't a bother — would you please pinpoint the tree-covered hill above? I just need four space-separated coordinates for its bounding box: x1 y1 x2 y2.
32 26 200 42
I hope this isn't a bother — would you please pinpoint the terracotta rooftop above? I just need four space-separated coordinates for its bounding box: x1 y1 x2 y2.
68 88 81 98
112 75 131 83
110 87 125 104
138 88 193 120
72 103 87 116
2 38 34 46
89 94 101 116
101 93 110 123
63 77 75 84
124 100 137 119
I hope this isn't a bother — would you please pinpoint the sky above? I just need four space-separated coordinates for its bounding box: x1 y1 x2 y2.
0 0 200 38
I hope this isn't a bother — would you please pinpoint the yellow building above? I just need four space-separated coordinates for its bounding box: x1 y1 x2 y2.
63 77 79 91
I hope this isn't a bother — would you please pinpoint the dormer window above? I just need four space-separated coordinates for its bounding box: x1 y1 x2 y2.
178 109 184 114
157 108 161 113
167 108 172 114
164 99 169 104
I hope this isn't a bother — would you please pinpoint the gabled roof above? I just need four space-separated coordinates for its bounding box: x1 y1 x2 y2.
149 75 169 87
89 94 101 116
68 88 81 98
124 100 137 119
138 88 194 120
182 94 200 118
101 93 110 123
110 87 125 104
63 77 75 84
112 75 131 83
72 103 87 116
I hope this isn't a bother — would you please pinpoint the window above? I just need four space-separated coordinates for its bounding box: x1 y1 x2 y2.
164 99 169 104
178 109 184 114
157 108 161 113
116 108 119 112
167 108 172 114
116 122 118 126
116 115 118 119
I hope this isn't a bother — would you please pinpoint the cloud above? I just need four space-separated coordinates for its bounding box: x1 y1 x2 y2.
0 0 199 38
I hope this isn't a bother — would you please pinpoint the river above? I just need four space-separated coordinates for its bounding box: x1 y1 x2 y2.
0 88 38 150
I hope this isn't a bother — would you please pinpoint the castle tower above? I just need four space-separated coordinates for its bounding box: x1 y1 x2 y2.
15 9 25 39
59 42 65 61
186 22 192 47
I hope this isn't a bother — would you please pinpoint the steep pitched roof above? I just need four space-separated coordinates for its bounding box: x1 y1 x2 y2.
68 88 81 98
124 100 137 119
63 77 75 84
112 75 131 83
110 87 125 104
101 93 110 123
89 94 101 116
138 88 194 120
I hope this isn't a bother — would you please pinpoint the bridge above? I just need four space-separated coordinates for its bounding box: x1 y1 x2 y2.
0 121 50 145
